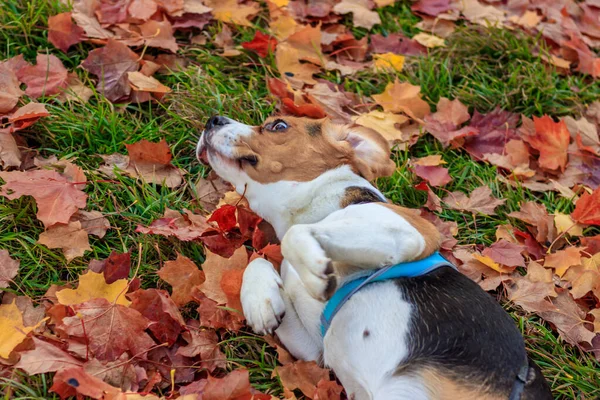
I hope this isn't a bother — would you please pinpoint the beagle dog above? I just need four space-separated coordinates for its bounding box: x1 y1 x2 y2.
196 115 552 400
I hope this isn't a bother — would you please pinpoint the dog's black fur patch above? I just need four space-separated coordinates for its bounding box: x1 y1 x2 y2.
306 123 322 136
393 267 552 399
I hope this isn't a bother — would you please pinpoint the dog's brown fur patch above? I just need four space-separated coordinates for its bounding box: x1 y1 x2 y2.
382 204 441 259
419 368 504 400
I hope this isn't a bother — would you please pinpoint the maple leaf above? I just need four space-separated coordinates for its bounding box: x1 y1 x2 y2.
48 12 86 52
412 32 445 48
370 33 425 56
158 253 206 306
0 301 39 358
15 54 68 99
423 97 478 146
50 366 121 399
81 39 140 102
128 0 159 19
458 0 505 26
198 247 248 310
452 248 506 291
242 31 278 58
571 187 600 225
193 289 245 330
0 169 87 228
139 18 179 53
60 298 155 361
127 72 172 98
205 0 260 26
538 291 597 347
442 186 506 216
0 64 24 113
505 261 557 314
129 288 186 345
90 251 131 284
411 0 451 16
71 210 110 238
481 239 525 268
15 337 83 374
56 270 131 306
463 108 520 159
543 247 582 277
412 164 451 187
0 250 19 290
183 369 261 399
136 208 209 240
8 102 51 131
176 328 226 372
305 82 354 123
333 0 381 30
581 235 600 255
196 173 233 212
373 53 405 72
508 201 556 244
274 360 331 398
522 115 570 172
83 354 139 392
353 110 416 148
372 79 431 120
37 221 92 262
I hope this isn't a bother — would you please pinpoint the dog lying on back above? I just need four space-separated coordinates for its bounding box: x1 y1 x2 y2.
197 115 552 400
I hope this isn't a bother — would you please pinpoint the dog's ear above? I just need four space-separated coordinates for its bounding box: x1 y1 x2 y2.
325 121 396 181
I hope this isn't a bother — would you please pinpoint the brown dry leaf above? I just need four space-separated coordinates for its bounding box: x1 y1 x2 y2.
205 0 260 26
139 18 179 53
305 83 352 123
127 71 172 95
128 0 159 19
0 169 87 228
353 111 414 148
37 221 92 262
16 54 69 99
564 116 600 153
0 131 22 169
415 17 455 38
81 39 140 102
459 0 505 26
56 270 130 306
412 32 445 48
196 174 233 212
15 337 83 374
442 186 506 216
333 0 381 30
274 360 331 398
198 246 248 310
0 64 24 113
539 291 596 347
48 12 86 53
544 247 582 277
505 261 557 313
481 239 525 268
508 10 541 29
71 210 110 238
423 97 476 146
176 328 226 372
0 250 19 290
158 253 206 306
372 79 431 120
57 73 94 104
129 288 186 346
8 102 51 131
508 201 556 244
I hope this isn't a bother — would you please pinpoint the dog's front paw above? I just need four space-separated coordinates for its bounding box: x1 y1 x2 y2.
282 226 338 302
241 258 286 335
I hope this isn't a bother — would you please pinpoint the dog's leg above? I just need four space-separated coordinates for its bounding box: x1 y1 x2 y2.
282 204 426 300
240 258 286 335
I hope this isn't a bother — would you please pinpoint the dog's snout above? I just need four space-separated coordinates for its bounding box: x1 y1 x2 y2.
205 115 230 131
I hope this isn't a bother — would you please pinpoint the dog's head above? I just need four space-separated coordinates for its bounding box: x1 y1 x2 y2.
196 115 395 190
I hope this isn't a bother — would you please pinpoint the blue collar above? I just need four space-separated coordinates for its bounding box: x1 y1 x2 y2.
320 252 455 336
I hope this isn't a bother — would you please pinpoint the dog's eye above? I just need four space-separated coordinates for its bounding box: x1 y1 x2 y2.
269 120 288 132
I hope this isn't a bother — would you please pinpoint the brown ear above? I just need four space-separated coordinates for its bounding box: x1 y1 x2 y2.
325 121 396 180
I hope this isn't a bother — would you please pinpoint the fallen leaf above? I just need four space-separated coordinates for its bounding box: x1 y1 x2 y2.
198 246 248 310
274 360 330 398
473 253 513 273
523 116 570 172
0 64 24 113
508 201 556 244
8 102 51 131
193 290 245 330
83 354 139 392
0 301 38 358
373 53 405 72
15 337 83 374
442 186 505 215
129 288 186 345
0 250 19 290
203 369 260 400
128 0 159 20
581 235 600 255
15 54 69 99
424 97 477 146
48 12 86 52
37 221 92 262
305 83 353 123
205 0 260 26
538 291 596 347
481 239 525 267
242 31 277 58
508 10 541 29
139 18 179 53
412 164 452 187
544 247 582 277
506 261 557 313
554 213 584 237
353 111 414 148
56 270 131 306
127 71 172 100
372 79 431 120
314 379 344 400
158 253 206 306
459 0 505 26
176 328 226 372
411 0 451 16
0 169 87 228
81 39 140 102
571 187 600 225
57 72 94 104
60 298 155 361
136 208 209 241
50 366 121 399
412 32 445 48
333 0 381 30
71 210 110 238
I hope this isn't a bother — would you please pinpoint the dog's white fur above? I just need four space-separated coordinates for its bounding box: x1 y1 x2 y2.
198 118 433 399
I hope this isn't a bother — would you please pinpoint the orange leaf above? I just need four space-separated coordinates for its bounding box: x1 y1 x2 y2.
158 254 205 306
571 187 600 225
524 116 570 171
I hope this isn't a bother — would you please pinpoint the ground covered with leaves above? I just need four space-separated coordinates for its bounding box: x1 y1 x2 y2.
1 0 600 398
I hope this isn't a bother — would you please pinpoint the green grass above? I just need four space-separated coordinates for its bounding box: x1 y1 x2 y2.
1 0 600 398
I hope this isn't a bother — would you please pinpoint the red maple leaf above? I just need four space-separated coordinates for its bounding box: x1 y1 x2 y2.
242 31 277 58
571 187 600 225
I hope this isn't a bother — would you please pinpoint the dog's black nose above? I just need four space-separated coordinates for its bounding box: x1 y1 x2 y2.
205 115 230 130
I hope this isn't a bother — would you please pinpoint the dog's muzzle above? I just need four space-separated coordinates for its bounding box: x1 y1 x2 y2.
197 115 231 165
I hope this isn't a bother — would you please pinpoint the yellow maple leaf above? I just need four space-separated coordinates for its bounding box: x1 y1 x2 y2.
473 254 513 273
412 32 446 48
0 301 37 358
270 0 289 7
270 15 298 41
353 111 414 148
372 79 431 120
553 213 584 237
373 53 405 72
205 0 260 27
56 271 131 306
